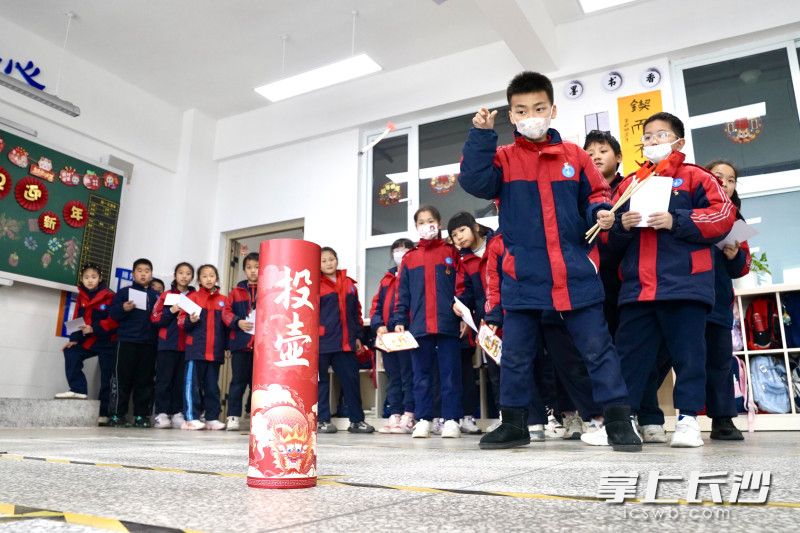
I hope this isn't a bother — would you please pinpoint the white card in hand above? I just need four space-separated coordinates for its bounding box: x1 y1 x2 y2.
128 288 148 310
178 293 202 317
244 310 256 335
453 296 478 332
716 219 758 250
65 317 86 335
164 293 180 306
629 176 673 227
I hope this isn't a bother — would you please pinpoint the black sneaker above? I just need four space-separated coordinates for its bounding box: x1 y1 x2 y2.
133 416 151 428
108 415 128 428
348 421 375 434
317 421 338 434
710 417 744 440
603 405 642 452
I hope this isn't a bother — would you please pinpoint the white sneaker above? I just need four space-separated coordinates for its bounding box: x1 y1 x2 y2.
486 419 502 432
441 419 462 438
205 419 226 431
545 415 566 439
431 418 445 435
182 419 205 430
171 413 185 429
379 414 401 434
54 391 87 399
391 413 415 434
459 415 482 434
154 413 171 429
528 424 545 442
562 413 583 440
670 416 703 448
582 418 603 434
412 419 432 438
641 424 668 443
226 416 240 431
581 426 609 446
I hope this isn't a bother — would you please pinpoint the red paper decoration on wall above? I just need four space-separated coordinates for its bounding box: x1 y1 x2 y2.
14 177 48 211
63 200 89 228
38 211 61 234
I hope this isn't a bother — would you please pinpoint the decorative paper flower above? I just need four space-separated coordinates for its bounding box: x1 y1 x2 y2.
0 214 20 240
47 237 63 253
24 236 37 251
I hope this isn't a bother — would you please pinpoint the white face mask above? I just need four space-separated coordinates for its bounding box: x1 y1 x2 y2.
642 140 677 163
516 111 553 140
392 249 408 266
417 223 438 240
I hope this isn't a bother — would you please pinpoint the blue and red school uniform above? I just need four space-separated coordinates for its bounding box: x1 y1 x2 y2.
63 283 117 416
179 287 228 422
222 280 258 418
459 127 629 411
108 282 159 418
610 152 736 416
151 286 195 416
370 268 414 416
390 237 463 422
318 270 366 423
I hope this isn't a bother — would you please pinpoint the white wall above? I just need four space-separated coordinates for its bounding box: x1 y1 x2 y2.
213 129 361 276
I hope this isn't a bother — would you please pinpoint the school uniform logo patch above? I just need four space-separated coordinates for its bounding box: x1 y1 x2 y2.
562 163 575 178
672 178 684 188
100 304 107 310
218 301 225 307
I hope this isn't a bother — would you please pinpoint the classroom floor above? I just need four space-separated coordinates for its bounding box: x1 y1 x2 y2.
0 425 798 532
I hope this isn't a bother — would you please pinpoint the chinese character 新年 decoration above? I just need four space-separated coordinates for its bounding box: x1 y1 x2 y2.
63 200 89 228
15 177 49 211
38 211 61 235
249 240 321 489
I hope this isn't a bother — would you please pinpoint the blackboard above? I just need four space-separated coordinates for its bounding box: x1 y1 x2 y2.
0 126 124 292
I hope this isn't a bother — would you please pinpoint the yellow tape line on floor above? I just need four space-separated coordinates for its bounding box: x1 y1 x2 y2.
5 453 799 510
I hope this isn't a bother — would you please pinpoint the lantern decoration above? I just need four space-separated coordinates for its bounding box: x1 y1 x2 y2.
725 117 763 144
378 182 402 206
429 174 457 195
15 177 48 211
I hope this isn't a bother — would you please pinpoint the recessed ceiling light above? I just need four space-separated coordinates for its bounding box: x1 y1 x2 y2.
254 53 381 102
579 0 638 14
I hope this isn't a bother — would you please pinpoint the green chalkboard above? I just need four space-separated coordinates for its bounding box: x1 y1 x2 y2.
0 126 124 291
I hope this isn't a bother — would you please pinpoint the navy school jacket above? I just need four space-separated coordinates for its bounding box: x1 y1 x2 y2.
151 286 196 352
223 280 257 352
709 240 751 328
109 282 159 344
69 282 118 355
609 152 736 308
319 270 364 354
179 287 228 362
459 128 611 312
455 228 496 347
369 267 399 333
390 237 461 338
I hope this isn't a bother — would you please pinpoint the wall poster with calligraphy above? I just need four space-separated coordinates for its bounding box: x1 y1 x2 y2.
0 126 124 291
616 90 663 176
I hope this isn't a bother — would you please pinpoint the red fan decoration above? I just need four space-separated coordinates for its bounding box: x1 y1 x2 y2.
38 211 61 234
15 177 48 211
63 200 89 228
429 174 457 195
0 167 11 200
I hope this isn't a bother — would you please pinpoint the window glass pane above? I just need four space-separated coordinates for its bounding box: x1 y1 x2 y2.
364 245 393 315
371 135 408 236
683 48 800 177
418 107 514 223
740 191 800 284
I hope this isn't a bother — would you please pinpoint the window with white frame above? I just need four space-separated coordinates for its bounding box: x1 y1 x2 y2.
675 40 800 284
361 106 513 308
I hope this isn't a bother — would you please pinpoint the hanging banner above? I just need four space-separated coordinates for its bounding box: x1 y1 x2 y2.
617 89 663 175
248 239 321 489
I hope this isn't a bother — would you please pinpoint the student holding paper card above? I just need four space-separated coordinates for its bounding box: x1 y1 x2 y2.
222 252 259 431
607 113 736 448
449 211 494 435
318 247 374 434
459 71 640 451
151 262 195 429
56 263 118 425
179 264 228 430
371 238 416 434
108 258 159 428
391 205 464 439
